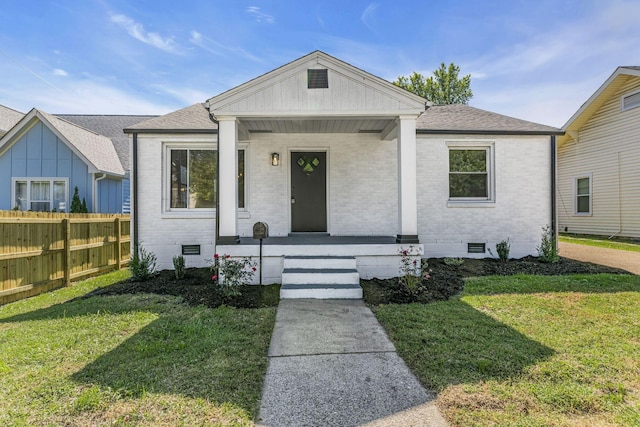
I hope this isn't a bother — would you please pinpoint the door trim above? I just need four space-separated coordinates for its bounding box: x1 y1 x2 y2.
288 147 330 234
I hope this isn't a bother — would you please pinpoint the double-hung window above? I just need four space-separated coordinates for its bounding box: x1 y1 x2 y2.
12 178 68 212
448 145 493 201
574 174 592 215
167 146 245 211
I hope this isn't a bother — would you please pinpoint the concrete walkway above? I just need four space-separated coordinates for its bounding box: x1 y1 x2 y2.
560 241 640 274
258 299 448 427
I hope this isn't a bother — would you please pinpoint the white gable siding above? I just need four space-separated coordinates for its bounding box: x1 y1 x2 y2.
214 69 420 115
417 135 552 258
557 77 640 238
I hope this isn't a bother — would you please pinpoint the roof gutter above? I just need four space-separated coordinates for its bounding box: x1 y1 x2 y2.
417 129 565 136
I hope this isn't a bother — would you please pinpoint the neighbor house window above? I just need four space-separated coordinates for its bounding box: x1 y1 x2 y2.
167 147 245 210
448 146 492 200
12 178 68 212
574 174 592 215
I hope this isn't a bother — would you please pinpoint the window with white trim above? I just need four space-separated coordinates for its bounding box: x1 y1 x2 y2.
574 174 592 215
166 146 245 210
12 178 68 212
448 145 494 201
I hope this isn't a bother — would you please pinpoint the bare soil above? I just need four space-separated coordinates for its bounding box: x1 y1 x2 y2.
85 256 630 308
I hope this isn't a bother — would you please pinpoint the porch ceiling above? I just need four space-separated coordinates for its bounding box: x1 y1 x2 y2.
241 117 395 134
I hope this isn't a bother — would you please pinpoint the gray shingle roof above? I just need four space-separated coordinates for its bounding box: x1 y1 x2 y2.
125 103 217 132
0 104 24 133
57 114 155 171
416 104 563 134
37 110 125 176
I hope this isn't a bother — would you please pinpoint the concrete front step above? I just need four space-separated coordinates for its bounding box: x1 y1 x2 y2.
280 256 362 299
283 255 356 270
280 283 363 299
281 268 359 285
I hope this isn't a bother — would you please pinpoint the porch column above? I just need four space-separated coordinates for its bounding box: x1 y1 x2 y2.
396 115 419 243
217 116 239 244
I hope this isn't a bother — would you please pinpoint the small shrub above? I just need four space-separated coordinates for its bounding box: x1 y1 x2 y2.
173 255 186 280
70 187 83 213
444 257 464 267
130 245 158 281
494 239 510 262
537 225 560 263
211 254 257 297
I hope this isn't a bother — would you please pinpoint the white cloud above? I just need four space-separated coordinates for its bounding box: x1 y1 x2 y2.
189 30 263 63
52 68 68 77
246 6 274 24
360 3 379 32
110 13 178 53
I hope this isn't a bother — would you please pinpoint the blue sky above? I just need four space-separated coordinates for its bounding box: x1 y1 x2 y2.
0 0 638 127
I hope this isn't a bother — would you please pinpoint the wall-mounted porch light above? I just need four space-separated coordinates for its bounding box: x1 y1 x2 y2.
271 152 280 166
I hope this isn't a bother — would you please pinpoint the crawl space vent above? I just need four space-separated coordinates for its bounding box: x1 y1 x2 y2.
467 243 486 254
181 245 201 256
308 69 328 89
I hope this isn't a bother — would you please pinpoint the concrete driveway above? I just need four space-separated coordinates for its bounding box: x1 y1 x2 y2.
559 241 640 274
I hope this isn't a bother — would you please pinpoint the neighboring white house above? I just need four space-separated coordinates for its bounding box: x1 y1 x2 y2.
558 66 640 239
126 51 562 295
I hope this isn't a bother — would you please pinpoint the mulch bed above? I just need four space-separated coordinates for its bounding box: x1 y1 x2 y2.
362 256 631 305
85 256 630 309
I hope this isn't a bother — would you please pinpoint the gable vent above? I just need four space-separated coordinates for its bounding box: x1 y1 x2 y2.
308 69 328 89
622 91 640 111
467 243 486 254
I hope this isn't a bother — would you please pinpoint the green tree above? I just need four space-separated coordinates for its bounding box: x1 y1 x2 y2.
393 63 473 105
70 187 83 213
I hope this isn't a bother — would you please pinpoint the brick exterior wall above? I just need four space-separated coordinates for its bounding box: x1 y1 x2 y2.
416 134 552 259
133 132 552 271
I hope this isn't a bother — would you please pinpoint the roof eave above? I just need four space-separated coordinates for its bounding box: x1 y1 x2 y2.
417 129 565 136
124 128 218 134
563 67 640 131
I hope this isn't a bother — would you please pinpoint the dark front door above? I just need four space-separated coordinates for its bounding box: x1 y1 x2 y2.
291 151 327 232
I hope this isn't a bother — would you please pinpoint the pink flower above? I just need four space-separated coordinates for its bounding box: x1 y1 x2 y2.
424 273 430 280
402 250 408 256
413 260 417 265
214 253 219 259
252 267 257 271
212 275 218 281
225 255 230 259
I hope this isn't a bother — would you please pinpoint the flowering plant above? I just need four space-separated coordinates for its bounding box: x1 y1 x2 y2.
211 253 257 296
398 245 429 291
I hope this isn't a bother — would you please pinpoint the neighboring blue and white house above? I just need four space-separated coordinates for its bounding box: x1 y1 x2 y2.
0 108 150 213
58 114 156 213
126 51 562 295
557 66 640 238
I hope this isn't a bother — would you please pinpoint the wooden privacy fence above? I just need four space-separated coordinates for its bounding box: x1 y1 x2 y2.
0 211 131 304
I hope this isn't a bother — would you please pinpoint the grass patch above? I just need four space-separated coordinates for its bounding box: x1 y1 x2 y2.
373 274 640 426
560 234 640 253
0 270 276 426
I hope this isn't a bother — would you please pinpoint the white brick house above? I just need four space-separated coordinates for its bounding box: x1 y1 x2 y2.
126 51 562 297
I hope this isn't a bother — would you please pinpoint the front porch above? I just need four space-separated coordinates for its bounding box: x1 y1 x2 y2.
216 235 423 297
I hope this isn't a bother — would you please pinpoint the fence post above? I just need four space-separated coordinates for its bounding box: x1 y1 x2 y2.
63 218 71 286
115 217 122 270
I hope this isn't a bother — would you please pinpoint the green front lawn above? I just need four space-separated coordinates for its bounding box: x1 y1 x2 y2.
373 274 640 426
0 270 276 426
560 234 640 252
